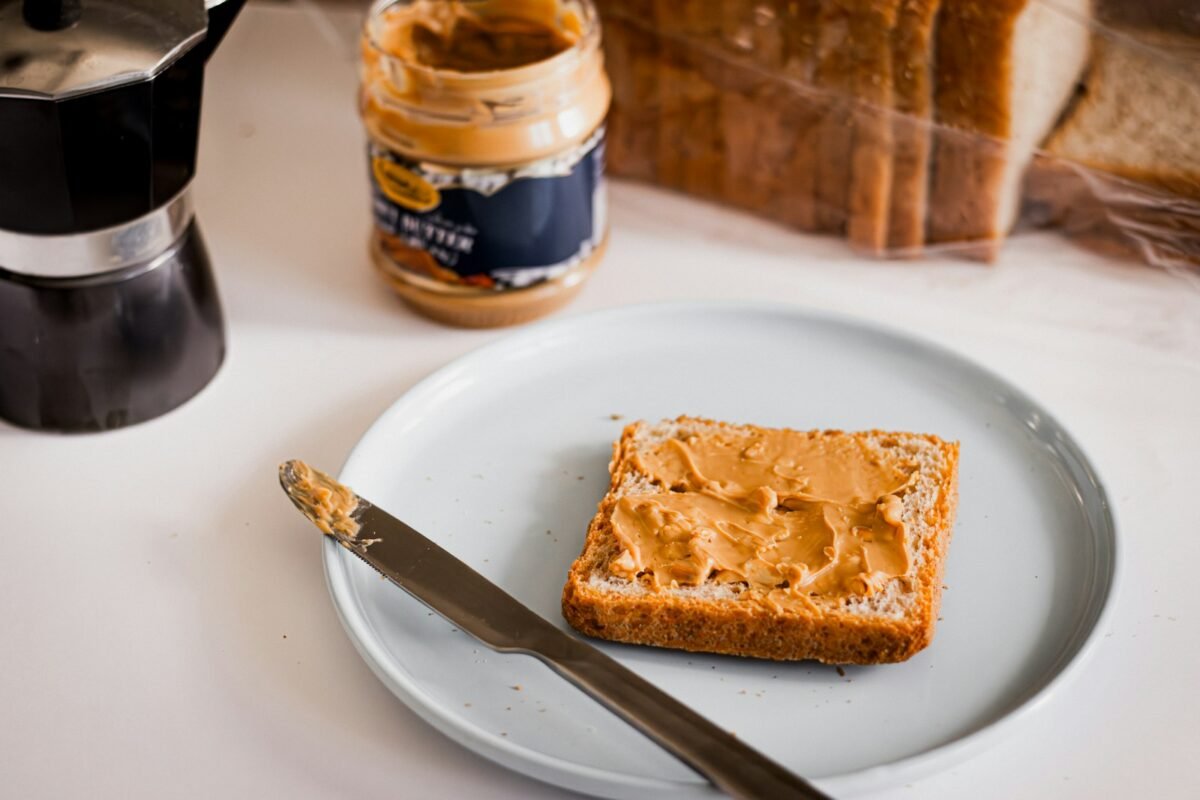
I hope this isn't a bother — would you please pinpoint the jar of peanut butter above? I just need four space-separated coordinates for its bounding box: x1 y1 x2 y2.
360 0 611 328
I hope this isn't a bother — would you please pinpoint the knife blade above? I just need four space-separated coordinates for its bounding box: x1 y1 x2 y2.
279 460 832 800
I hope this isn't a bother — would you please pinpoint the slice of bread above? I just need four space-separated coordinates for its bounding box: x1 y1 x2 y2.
598 0 660 182
1041 29 1200 200
778 0 824 232
652 2 715 196
847 0 902 254
562 417 960 665
718 1 793 214
1025 29 1200 266
928 0 1092 258
814 0 902 241
887 0 941 254
812 1 857 233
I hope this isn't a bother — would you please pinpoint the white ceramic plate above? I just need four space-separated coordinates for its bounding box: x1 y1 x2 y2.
325 303 1117 798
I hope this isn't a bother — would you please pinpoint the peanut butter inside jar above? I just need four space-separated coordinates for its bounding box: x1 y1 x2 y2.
360 0 611 328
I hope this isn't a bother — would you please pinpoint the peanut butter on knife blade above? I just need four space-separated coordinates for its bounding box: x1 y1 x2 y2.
279 461 363 540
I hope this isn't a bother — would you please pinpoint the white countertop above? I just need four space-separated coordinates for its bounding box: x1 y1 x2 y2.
3 5 1198 798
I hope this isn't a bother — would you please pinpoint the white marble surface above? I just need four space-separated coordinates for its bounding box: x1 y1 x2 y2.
2 5 1198 798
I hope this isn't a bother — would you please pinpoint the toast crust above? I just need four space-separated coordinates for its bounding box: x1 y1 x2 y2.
562 417 960 665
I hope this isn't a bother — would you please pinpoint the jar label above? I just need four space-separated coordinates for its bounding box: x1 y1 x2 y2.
368 128 607 290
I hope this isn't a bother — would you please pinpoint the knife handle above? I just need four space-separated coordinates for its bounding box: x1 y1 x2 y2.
533 641 834 800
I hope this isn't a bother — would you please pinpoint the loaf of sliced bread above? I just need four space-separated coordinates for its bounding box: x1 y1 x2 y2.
928 0 1092 257
562 417 960 665
887 0 941 253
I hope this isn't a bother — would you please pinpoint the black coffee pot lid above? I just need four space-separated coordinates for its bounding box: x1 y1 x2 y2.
0 0 242 236
0 0 208 99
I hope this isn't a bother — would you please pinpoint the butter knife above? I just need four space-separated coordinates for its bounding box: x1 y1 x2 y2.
279 460 832 800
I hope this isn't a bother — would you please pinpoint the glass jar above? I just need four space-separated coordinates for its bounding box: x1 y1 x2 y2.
360 0 611 328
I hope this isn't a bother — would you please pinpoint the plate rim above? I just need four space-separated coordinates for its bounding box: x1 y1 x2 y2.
322 300 1121 797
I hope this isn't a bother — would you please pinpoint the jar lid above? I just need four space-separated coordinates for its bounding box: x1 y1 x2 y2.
0 0 208 99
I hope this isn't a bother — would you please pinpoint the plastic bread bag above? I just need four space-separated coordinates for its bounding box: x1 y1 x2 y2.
1023 11 1200 275
596 0 1200 270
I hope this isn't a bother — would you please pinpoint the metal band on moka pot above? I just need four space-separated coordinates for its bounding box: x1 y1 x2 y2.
0 190 195 280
